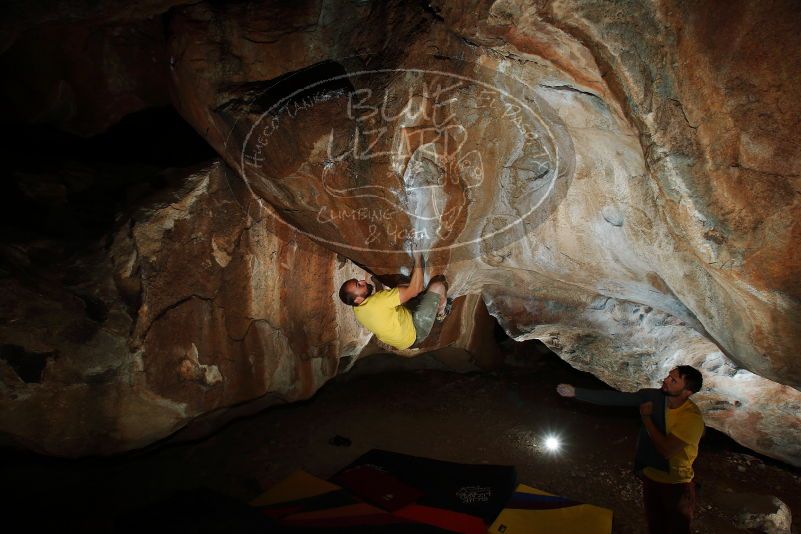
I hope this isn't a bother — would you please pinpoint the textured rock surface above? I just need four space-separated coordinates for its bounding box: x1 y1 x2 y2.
533 0 801 388
0 21 166 136
0 159 492 455
486 286 801 466
0 0 800 463
712 493 793 534
159 0 801 463
0 162 360 455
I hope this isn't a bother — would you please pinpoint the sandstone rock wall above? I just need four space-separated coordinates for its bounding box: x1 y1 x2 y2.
161 0 800 463
0 158 493 456
1 0 799 463
0 162 372 455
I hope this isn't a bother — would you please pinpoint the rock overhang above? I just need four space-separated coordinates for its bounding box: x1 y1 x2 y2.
0 0 799 464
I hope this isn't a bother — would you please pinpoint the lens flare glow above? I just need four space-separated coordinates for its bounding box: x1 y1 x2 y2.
544 435 561 452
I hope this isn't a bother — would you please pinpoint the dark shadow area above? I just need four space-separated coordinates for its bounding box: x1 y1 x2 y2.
0 106 216 251
1 339 798 533
114 489 273 533
251 60 353 115
217 59 354 117
0 343 55 383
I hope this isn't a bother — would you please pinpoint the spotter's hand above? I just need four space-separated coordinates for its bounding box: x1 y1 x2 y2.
639 401 654 417
556 384 575 398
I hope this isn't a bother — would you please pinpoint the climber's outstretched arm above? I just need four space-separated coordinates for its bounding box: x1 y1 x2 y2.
398 252 424 304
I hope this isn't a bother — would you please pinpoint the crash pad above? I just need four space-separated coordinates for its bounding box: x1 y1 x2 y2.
488 484 613 534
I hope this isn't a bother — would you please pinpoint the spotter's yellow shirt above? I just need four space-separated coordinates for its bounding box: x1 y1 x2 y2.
643 399 704 484
353 287 416 350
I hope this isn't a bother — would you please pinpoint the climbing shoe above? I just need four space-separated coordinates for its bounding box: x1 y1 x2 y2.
436 298 453 322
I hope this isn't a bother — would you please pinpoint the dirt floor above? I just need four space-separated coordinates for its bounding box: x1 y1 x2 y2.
2 341 799 533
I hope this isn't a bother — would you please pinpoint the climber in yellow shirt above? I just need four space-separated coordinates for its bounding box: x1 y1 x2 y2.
638 366 705 534
558 366 705 533
338 252 450 350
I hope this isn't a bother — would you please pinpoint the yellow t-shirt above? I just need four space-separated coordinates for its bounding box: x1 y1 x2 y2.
353 287 416 350
643 399 704 484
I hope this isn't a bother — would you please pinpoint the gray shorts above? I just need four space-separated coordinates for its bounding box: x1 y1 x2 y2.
406 291 440 345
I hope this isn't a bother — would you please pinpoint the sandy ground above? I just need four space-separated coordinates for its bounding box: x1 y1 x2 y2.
2 341 799 533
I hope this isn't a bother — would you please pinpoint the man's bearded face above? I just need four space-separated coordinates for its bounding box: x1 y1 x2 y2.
661 368 687 397
352 279 373 300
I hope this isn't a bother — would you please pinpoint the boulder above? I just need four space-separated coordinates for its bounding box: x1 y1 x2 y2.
1 0 800 464
713 492 792 534
0 161 367 455
162 0 801 463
